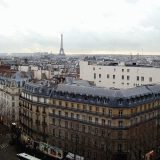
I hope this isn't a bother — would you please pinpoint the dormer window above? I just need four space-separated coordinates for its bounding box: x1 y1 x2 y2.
72 94 76 98
119 99 123 105
67 93 70 98
84 96 88 100
60 92 64 97
39 88 42 93
97 97 100 102
143 96 145 101
128 99 131 104
104 98 108 104
90 96 94 101
47 89 51 95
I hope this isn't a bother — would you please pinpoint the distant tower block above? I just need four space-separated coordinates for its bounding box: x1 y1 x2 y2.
59 34 65 56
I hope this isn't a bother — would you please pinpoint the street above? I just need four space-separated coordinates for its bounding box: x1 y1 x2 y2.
0 122 18 160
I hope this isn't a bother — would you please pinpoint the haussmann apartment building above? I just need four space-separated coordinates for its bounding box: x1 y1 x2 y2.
19 79 160 160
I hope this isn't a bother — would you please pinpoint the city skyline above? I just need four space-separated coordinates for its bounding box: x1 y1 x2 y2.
0 0 160 55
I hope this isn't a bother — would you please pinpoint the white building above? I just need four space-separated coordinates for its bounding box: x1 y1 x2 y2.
80 60 160 89
0 71 33 126
18 65 39 72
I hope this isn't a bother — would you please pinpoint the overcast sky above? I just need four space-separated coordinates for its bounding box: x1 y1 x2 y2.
0 0 160 55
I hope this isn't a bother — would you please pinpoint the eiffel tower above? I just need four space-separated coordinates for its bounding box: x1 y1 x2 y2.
59 34 65 56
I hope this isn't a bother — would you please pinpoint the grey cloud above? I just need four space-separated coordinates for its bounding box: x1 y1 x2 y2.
1 24 160 54
0 0 9 8
124 0 139 4
62 26 160 53
0 29 61 53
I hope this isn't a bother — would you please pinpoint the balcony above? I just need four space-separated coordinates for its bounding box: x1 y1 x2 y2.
42 111 46 115
36 120 40 125
42 121 47 126
36 110 40 113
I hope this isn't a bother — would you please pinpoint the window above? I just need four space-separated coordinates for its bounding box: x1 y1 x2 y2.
65 102 68 107
95 128 98 135
118 144 122 152
141 77 144 81
82 125 85 132
12 96 14 100
59 101 62 105
149 77 152 82
94 152 97 159
119 110 123 117
140 116 142 122
102 119 105 126
122 69 124 72
71 122 74 129
108 120 111 127
94 73 96 79
65 112 68 117
12 102 15 107
94 140 98 147
122 75 124 80
93 67 95 70
127 76 130 80
118 121 123 128
104 98 108 104
59 111 61 116
88 150 91 158
71 113 74 119
114 68 116 71
76 124 79 130
89 116 92 122
96 107 99 113
59 130 61 137
137 76 139 81
82 115 86 120
118 131 122 139
67 93 70 98
82 137 85 143
77 104 80 110
53 118 55 125
127 69 130 72
83 105 86 111
99 74 101 78
65 121 68 128
59 119 61 126
135 118 138 124
119 99 123 105
71 103 74 108
53 129 55 136
107 74 109 78
77 114 80 120
95 118 98 124
88 126 92 133
113 75 115 79
89 106 92 112
101 129 105 136
102 109 106 115
109 109 112 116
